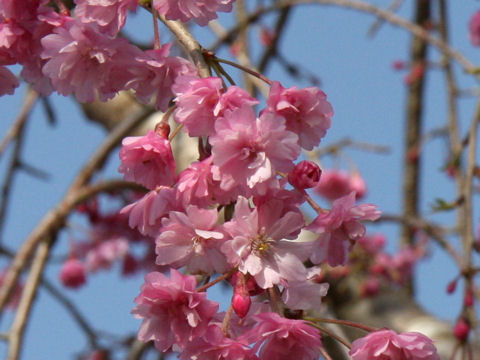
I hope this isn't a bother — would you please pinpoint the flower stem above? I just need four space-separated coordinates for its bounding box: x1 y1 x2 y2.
304 316 377 333
308 322 352 349
196 268 237 292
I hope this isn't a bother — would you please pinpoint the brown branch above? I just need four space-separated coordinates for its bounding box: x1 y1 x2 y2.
0 106 154 317
367 0 404 37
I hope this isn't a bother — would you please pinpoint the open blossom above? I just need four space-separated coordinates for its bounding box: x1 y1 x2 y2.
121 186 179 237
173 76 258 136
155 205 228 274
264 81 333 150
315 169 366 201
350 329 440 360
470 10 480 46
210 106 300 194
307 192 381 266
179 325 257 360
119 130 176 190
153 0 236 26
74 0 138 36
132 269 219 352
240 312 322 360
126 46 197 111
221 196 308 289
282 267 329 310
41 18 140 102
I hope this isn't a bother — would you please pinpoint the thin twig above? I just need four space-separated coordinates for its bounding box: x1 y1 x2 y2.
367 0 403 37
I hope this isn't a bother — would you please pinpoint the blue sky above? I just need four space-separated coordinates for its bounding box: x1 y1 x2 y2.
1 1 480 359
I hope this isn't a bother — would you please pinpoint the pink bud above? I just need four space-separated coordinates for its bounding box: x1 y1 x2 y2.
464 288 474 307
288 160 322 189
454 318 470 342
392 60 406 71
446 279 457 294
350 172 367 199
232 292 251 318
360 277 380 297
59 258 86 289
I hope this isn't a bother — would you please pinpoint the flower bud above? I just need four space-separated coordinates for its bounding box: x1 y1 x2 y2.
232 292 251 318
454 317 470 342
288 160 322 189
155 122 170 139
59 258 86 289
446 279 457 294
464 288 474 307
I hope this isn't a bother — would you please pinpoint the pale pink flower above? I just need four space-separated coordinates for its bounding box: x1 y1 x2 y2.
173 76 258 136
119 130 176 190
180 324 257 360
121 186 179 237
264 81 333 150
307 192 381 266
59 258 87 289
132 269 219 352
74 0 138 36
315 169 366 201
85 237 129 272
155 205 228 274
221 196 308 289
470 10 480 46
153 0 236 26
41 18 140 102
281 267 329 310
210 106 300 194
126 46 197 111
350 329 440 360
176 155 238 207
288 160 322 189
357 233 386 254
0 66 18 96
240 312 322 360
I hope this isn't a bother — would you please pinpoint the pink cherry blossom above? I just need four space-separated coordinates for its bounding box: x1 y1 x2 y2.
132 269 219 352
470 10 480 46
179 325 257 360
155 205 228 274
349 329 440 360
153 0 237 26
119 130 176 190
264 81 333 150
74 0 138 36
85 237 129 272
281 267 329 310
315 169 366 201
121 186 179 237
306 192 381 266
126 46 197 111
0 66 18 96
176 155 239 207
173 76 258 136
240 312 323 360
41 18 140 102
59 258 87 289
221 196 308 288
210 106 300 194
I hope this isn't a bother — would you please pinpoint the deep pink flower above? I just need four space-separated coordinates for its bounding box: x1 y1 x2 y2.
59 258 87 289
153 0 236 26
155 205 227 274
132 269 219 352
288 160 322 189
315 169 366 201
210 106 300 195
221 196 308 288
470 10 480 46
176 155 239 207
264 81 333 150
179 325 257 360
0 66 18 96
350 329 440 360
126 46 197 111
240 312 322 360
41 19 140 102
74 0 138 36
121 186 179 237
306 192 381 266
119 130 176 190
173 76 258 136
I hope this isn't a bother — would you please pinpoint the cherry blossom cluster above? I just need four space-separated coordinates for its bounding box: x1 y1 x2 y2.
1 0 442 358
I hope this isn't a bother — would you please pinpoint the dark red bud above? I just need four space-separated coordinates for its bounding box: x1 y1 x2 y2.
155 122 170 138
446 279 457 294
288 160 322 189
454 318 470 342
232 292 251 318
